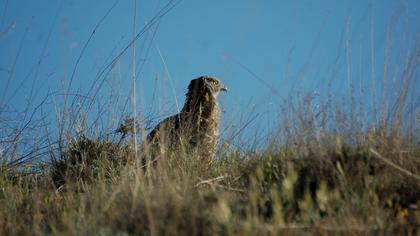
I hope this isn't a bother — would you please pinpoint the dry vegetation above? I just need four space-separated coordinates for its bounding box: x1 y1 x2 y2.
1 90 419 236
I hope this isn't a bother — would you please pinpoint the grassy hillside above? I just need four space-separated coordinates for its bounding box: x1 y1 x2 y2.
1 98 419 235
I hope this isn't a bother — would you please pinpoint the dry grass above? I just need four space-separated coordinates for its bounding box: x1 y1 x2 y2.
1 109 419 235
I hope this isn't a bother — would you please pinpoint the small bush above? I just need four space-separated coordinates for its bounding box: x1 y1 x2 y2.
50 135 132 187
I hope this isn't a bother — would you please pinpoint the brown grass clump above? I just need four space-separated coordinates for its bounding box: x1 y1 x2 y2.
50 135 132 188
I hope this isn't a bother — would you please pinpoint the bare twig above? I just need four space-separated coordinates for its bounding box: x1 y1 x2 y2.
369 148 420 181
195 175 226 187
195 176 246 193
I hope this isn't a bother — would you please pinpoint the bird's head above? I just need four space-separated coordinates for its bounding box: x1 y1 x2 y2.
183 76 227 112
188 76 227 99
204 76 228 94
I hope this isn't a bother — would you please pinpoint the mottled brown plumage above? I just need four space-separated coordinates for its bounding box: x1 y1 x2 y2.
145 76 227 161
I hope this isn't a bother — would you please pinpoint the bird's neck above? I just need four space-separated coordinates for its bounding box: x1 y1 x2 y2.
181 93 217 117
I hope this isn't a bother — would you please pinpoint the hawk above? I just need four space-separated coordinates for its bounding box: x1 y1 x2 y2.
144 76 227 162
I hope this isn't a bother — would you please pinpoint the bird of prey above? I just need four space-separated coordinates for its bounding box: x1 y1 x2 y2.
144 75 227 163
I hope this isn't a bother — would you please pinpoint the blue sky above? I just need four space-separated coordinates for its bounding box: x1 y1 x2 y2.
0 0 419 142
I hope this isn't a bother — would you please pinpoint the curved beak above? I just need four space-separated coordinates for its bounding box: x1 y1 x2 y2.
221 86 228 92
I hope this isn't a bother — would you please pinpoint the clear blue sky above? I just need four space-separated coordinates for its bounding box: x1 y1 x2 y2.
0 0 419 142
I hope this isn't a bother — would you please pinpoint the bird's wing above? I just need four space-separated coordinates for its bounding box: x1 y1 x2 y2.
146 114 181 143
